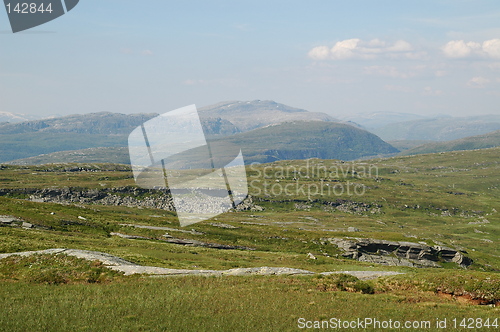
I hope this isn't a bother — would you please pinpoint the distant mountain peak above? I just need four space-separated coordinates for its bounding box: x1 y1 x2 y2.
199 100 337 131
0 111 40 123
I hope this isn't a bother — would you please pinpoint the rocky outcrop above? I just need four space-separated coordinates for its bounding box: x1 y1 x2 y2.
325 238 473 268
0 187 262 212
25 187 176 210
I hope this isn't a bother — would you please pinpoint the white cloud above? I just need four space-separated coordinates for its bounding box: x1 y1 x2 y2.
442 39 500 59
182 78 242 87
386 40 413 52
422 86 444 96
182 79 205 85
384 84 412 93
488 62 500 70
308 46 331 60
364 65 423 79
467 76 491 88
120 48 154 56
441 40 480 58
330 39 361 59
435 70 447 77
308 38 419 60
482 39 500 58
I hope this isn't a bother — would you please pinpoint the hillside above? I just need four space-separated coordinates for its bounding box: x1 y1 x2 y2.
401 130 500 156
0 148 499 329
7 121 398 165
372 115 500 141
387 140 436 151
6 147 131 165
220 121 399 163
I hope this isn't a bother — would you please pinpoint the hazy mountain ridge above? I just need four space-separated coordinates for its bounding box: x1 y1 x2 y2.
372 115 500 141
338 112 430 129
0 112 158 135
401 129 500 156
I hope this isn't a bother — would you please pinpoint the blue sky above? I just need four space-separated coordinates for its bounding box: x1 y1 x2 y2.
1 0 500 118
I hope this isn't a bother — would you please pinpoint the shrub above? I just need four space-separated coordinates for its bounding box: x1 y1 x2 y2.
0 254 124 285
317 273 374 294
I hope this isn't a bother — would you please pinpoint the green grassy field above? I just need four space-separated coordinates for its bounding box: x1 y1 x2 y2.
0 148 499 331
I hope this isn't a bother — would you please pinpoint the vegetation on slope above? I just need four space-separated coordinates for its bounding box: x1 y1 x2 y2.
0 148 499 330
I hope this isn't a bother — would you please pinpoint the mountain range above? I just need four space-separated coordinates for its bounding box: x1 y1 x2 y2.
3 101 500 165
1 100 395 165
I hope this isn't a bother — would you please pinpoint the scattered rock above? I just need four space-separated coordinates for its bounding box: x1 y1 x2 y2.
112 228 252 251
468 218 490 225
110 232 149 240
321 271 404 281
240 221 267 226
348 227 360 232
0 215 19 225
222 267 314 276
307 253 317 260
209 222 239 229
21 222 33 229
119 223 204 235
160 236 254 251
294 203 312 210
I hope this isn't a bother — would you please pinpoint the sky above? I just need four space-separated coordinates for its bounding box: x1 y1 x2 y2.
1 0 500 119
